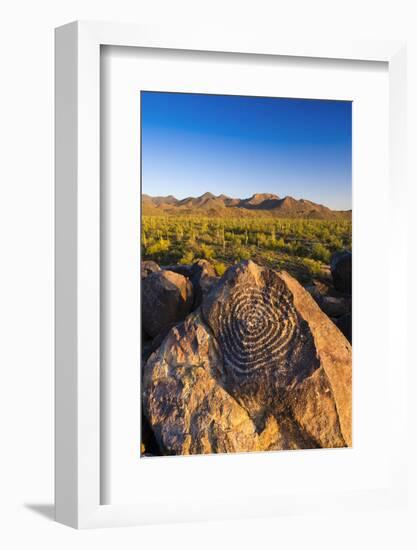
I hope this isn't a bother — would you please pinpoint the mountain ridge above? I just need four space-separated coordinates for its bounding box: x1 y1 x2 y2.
142 192 352 220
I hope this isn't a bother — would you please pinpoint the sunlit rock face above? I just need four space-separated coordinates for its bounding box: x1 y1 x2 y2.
142 261 352 455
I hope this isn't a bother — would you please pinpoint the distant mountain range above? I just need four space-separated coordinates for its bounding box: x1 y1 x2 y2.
142 192 351 220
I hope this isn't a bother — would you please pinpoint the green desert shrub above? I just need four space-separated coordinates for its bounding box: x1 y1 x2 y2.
141 215 351 283
213 262 228 276
311 243 331 264
260 251 277 263
285 241 298 256
199 243 215 260
179 250 195 265
146 239 170 256
235 247 251 261
301 258 323 278
274 237 285 250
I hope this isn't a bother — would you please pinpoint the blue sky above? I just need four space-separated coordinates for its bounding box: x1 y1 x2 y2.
141 92 352 210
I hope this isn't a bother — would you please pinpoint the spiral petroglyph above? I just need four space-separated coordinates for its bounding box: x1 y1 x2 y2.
217 281 299 376
144 261 353 455
200 262 307 388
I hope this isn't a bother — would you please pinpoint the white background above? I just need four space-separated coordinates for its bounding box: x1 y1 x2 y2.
0 1 416 549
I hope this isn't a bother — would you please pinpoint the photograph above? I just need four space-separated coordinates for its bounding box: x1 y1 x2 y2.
1 1 409 540
140 91 352 457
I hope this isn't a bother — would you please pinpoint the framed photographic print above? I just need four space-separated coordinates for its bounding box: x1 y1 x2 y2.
55 21 407 528
139 91 353 457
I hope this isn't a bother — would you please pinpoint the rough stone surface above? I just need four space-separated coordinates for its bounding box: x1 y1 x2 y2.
190 259 219 307
141 260 161 279
142 270 194 338
192 259 217 278
142 321 181 365
162 264 194 278
143 313 260 454
143 261 352 454
143 312 315 454
331 251 352 294
320 296 349 318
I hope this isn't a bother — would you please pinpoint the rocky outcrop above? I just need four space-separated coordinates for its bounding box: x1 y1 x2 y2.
143 312 316 454
319 295 349 318
331 251 352 294
162 264 194 278
159 259 219 308
190 259 219 307
305 276 352 343
277 271 352 448
191 259 217 278
141 260 161 279
142 260 352 455
142 270 194 338
143 313 261 454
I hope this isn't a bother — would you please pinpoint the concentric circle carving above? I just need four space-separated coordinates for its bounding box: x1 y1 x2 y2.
218 282 299 376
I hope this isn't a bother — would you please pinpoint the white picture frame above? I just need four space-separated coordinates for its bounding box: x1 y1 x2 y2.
55 21 407 529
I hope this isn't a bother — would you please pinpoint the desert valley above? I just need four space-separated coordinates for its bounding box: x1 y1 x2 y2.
141 191 352 456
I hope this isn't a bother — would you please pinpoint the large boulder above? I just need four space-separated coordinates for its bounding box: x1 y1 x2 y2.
141 260 161 279
143 312 312 454
142 270 194 338
143 261 352 454
330 251 352 294
143 313 261 454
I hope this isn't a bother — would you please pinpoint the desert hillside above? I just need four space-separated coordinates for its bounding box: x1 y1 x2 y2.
142 192 352 220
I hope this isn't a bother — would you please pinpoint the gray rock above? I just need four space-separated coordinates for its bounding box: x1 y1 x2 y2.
330 251 352 294
141 260 161 279
142 270 194 338
190 259 218 307
320 296 349 318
